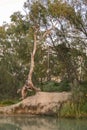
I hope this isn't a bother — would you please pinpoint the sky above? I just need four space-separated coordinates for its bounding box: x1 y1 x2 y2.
0 0 26 25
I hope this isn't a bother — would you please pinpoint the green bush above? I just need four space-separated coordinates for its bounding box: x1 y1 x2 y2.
41 80 71 92
60 101 87 118
59 80 71 92
41 81 60 92
60 102 82 118
60 102 76 118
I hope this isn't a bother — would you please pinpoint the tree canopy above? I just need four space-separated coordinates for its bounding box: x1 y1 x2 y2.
0 0 87 100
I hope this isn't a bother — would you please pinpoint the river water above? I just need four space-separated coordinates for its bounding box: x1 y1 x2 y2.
0 115 87 130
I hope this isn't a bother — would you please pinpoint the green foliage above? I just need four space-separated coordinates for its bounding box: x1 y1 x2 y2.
61 101 84 118
82 103 87 113
41 80 71 92
59 80 71 92
60 101 87 118
0 100 18 106
48 1 75 18
41 81 59 92
0 26 6 39
29 2 47 24
60 102 76 118
0 0 87 105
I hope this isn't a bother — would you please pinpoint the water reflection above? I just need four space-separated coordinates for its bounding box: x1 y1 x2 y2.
0 115 87 130
0 123 21 130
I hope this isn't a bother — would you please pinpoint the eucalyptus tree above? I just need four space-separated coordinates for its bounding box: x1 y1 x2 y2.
46 0 87 84
21 0 87 88
0 24 23 99
6 2 50 93
0 12 32 99
65 0 87 82
1 0 87 99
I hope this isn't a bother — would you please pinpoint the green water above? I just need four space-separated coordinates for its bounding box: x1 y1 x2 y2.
0 115 87 130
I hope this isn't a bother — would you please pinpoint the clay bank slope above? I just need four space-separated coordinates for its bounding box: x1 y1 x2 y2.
0 92 71 115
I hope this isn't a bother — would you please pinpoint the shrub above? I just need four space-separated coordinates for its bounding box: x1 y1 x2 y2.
41 80 71 92
60 101 87 118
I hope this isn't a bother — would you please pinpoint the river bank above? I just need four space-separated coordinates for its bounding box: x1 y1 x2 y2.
0 92 71 116
0 91 87 118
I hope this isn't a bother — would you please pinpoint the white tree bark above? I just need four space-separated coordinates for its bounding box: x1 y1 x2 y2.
27 31 40 91
19 28 53 99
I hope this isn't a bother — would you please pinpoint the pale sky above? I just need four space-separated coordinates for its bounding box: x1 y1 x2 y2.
0 0 26 25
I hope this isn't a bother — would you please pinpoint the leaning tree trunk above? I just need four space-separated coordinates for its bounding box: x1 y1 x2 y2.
27 31 40 91
26 28 53 91
19 28 52 98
